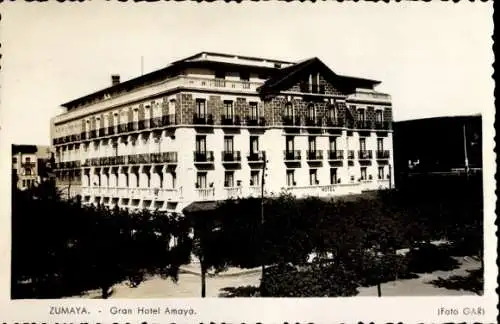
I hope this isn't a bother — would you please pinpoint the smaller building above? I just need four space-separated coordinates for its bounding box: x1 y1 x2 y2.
12 145 55 191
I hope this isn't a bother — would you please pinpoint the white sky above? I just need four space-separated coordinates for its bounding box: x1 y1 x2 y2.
0 2 494 145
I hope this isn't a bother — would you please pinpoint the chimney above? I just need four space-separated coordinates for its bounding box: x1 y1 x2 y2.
111 74 120 86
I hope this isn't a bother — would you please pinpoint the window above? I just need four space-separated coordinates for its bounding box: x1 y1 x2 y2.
285 103 293 118
308 136 316 152
377 138 384 151
224 101 234 119
215 71 225 79
196 172 207 188
25 169 32 176
307 105 315 119
328 105 337 120
250 136 259 154
376 110 383 123
240 71 250 81
360 167 367 180
274 63 282 68
172 172 177 188
378 167 385 180
330 168 338 184
12 157 17 164
329 137 337 151
125 173 129 187
357 109 366 122
286 170 295 186
224 171 234 187
250 170 260 186
359 138 366 151
196 99 206 118
224 136 234 152
196 136 206 153
249 102 258 120
22 180 26 187
286 136 294 152
311 73 319 93
309 169 318 185
25 157 31 163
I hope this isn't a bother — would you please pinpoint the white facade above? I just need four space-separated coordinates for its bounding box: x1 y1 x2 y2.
51 52 395 213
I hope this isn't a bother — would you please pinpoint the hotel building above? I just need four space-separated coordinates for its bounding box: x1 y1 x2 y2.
51 52 394 212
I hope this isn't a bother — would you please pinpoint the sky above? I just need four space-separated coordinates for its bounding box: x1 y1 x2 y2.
0 2 494 146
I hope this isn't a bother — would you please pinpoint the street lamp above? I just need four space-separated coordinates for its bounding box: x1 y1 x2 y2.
260 151 268 296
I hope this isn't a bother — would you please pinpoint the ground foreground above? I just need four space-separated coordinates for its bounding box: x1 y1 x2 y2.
70 256 481 298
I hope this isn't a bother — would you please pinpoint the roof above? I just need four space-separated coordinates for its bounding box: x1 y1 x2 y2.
61 56 279 109
258 57 381 94
171 51 294 65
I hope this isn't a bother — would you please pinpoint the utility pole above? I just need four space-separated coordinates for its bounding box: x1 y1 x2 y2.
463 124 469 178
260 151 267 296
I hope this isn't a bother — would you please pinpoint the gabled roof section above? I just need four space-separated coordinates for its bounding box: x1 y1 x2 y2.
258 57 381 94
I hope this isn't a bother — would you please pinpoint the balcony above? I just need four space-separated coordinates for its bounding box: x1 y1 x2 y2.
306 150 323 161
195 187 216 201
118 124 129 133
22 162 36 169
356 120 373 130
245 117 266 127
193 114 214 126
127 155 140 164
376 150 390 159
374 121 391 130
358 150 373 160
283 150 301 161
138 153 151 164
325 118 344 128
328 150 344 160
224 186 242 199
305 117 322 127
221 115 241 126
282 116 301 127
247 151 266 162
194 151 215 163
221 151 241 163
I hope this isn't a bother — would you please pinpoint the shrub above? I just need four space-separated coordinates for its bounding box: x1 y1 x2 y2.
406 244 460 274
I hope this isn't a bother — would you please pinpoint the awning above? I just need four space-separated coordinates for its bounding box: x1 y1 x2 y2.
182 201 218 214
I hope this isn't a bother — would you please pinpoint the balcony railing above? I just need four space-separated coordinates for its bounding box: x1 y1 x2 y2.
193 114 214 125
376 150 390 159
89 130 97 139
194 151 215 163
283 150 301 161
221 151 241 163
306 150 323 161
195 187 215 200
325 118 344 128
374 121 391 130
305 117 322 127
282 116 301 127
358 150 373 160
22 162 36 168
138 153 151 164
328 150 344 160
221 115 241 126
98 128 105 137
247 151 266 162
224 187 242 199
356 120 373 130
347 150 355 160
246 116 266 127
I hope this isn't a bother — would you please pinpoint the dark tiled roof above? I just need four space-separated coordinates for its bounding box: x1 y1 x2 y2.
258 57 381 94
182 201 218 214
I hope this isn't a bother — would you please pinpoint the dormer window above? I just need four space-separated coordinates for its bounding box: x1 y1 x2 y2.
274 63 282 68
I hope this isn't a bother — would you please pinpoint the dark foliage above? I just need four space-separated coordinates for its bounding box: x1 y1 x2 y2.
406 244 460 274
429 269 483 295
11 182 192 299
